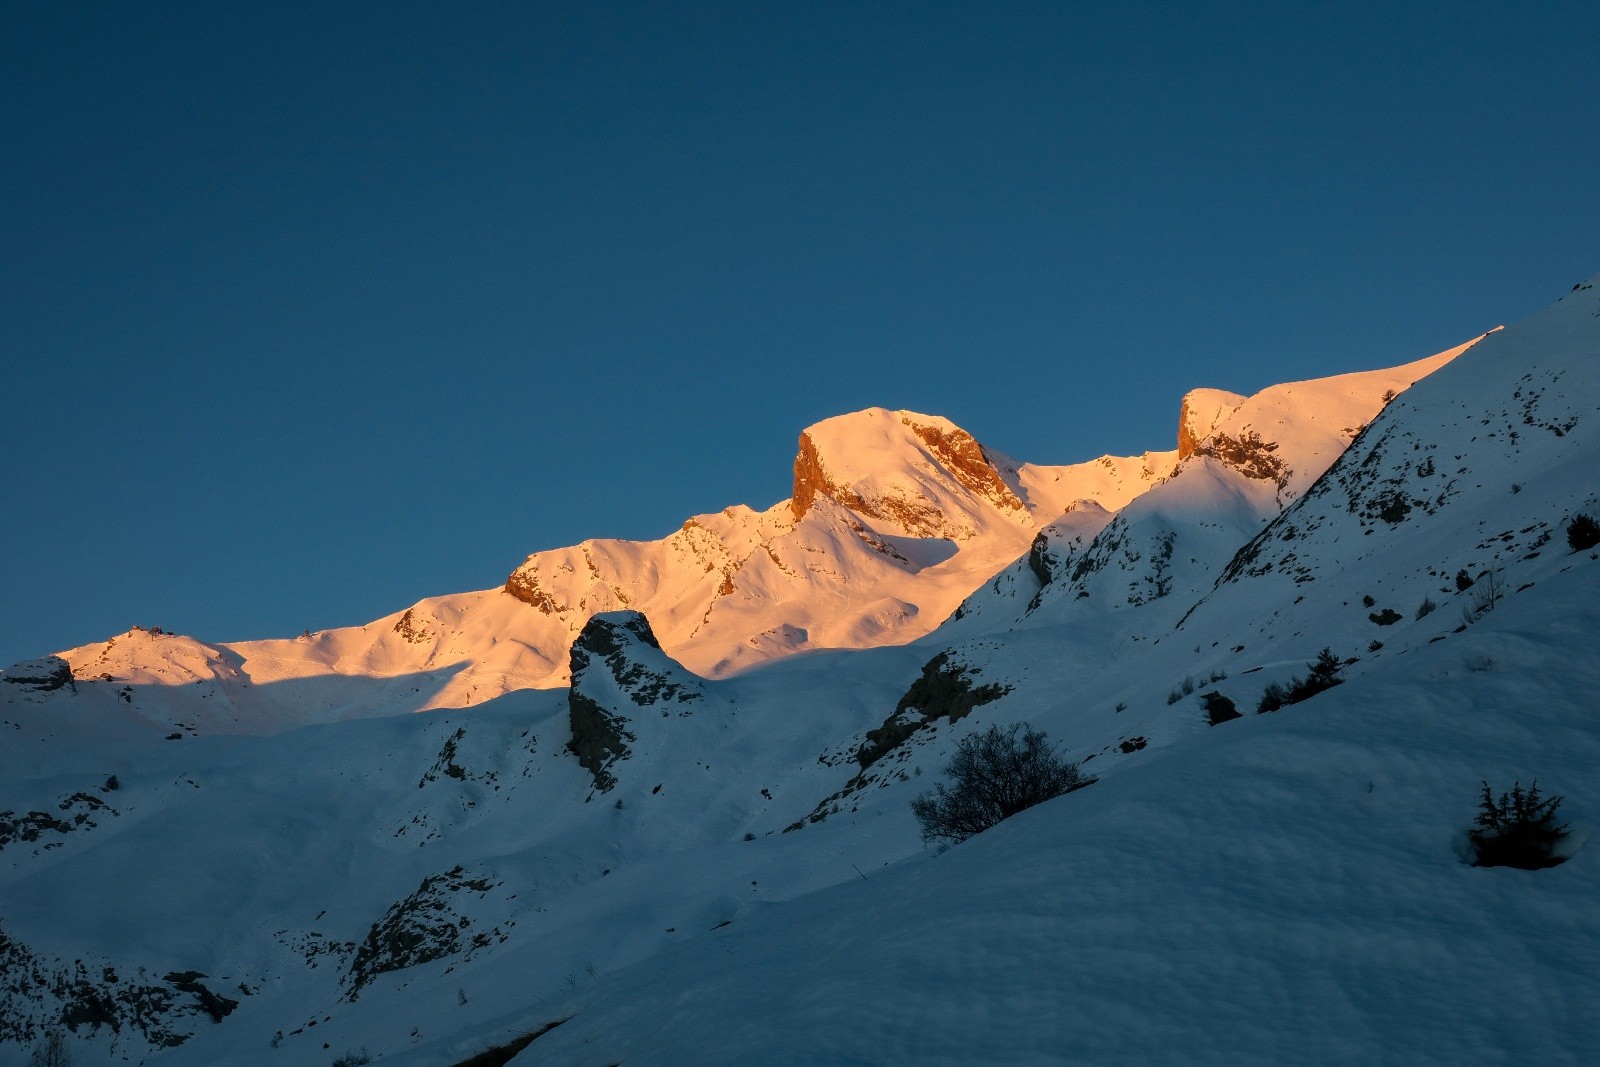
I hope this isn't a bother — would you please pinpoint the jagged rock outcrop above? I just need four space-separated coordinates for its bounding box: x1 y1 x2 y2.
0 919 247 1053
392 608 432 643
1024 501 1114 595
1191 430 1290 490
345 866 506 999
1177 389 1247 460
791 430 865 520
788 649 1013 832
854 650 1013 771
567 612 702 793
2 655 74 693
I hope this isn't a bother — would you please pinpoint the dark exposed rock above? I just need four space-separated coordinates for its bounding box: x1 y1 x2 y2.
567 691 634 794
791 650 1014 831
1026 531 1057 587
858 651 1011 772
1192 430 1290 490
1200 692 1241 725
162 972 238 1024
346 867 503 999
418 727 500 789
0 792 115 852
901 417 1025 514
2 655 75 693
393 608 432 644
502 570 566 613
1177 389 1247 460
587 614 700 706
0 919 248 1054
791 430 868 521
566 612 700 793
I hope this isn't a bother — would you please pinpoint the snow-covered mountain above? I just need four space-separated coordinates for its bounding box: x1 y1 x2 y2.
33 409 1179 735
2 273 1598 1065
23 344 1459 741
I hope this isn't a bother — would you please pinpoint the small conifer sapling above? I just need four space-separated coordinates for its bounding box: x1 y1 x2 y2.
1469 780 1570 870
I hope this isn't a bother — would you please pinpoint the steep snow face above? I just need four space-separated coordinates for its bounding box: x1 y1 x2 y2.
944 338 1474 636
1182 279 1600 655
42 410 1178 729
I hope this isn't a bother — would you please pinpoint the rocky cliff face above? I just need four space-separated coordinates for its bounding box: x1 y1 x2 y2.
792 414 1026 528
790 430 861 521
567 612 703 793
1177 389 1247 460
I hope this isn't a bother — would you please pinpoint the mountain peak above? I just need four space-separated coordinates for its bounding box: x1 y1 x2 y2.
790 408 1025 532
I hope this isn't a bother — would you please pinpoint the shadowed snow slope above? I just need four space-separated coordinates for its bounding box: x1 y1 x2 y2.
502 573 1600 1066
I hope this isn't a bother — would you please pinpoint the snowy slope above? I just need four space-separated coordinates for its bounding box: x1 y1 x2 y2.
499 570 1600 1066
943 338 1476 637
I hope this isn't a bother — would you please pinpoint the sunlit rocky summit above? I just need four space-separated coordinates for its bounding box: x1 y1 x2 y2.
3 275 1598 1065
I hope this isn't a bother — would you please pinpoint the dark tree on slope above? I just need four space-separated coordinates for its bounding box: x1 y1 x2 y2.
1257 648 1344 712
911 723 1094 847
1469 780 1570 870
30 1030 71 1067
1568 513 1600 552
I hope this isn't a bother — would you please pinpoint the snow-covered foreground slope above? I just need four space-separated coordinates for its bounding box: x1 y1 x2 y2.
504 573 1600 1066
1 273 1596 1065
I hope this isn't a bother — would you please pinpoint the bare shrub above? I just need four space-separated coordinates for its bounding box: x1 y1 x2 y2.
31 1031 72 1067
1461 570 1503 625
910 723 1095 847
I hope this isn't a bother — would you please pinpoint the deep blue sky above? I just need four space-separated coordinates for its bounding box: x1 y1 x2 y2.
3 1 1596 666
